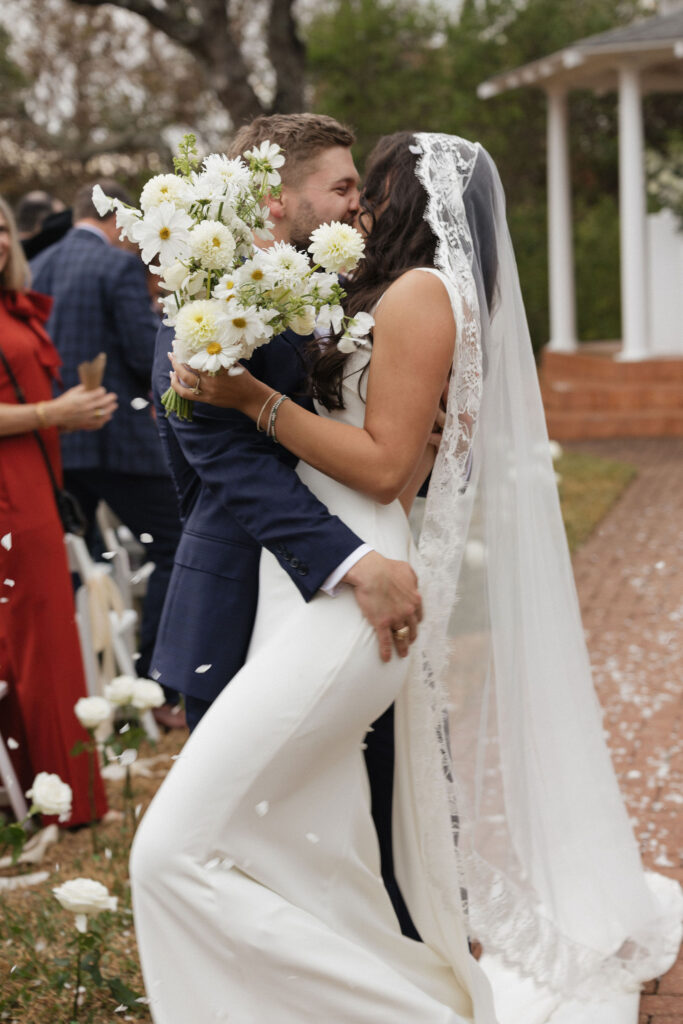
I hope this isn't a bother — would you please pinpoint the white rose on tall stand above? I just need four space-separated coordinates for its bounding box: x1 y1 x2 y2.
26 772 73 822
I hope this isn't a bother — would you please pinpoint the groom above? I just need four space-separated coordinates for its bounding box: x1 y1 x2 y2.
150 113 420 937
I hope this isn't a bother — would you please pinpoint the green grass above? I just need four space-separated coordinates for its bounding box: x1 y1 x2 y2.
556 450 638 553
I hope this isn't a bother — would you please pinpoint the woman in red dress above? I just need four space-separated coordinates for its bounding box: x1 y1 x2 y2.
0 195 117 826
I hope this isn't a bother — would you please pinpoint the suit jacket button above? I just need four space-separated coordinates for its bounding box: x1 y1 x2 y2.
297 565 308 576
290 557 300 568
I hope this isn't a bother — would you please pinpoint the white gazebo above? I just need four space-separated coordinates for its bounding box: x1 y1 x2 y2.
478 4 683 361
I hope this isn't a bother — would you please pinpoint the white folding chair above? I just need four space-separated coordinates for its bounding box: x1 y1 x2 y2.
64 535 159 741
0 681 29 822
95 502 155 609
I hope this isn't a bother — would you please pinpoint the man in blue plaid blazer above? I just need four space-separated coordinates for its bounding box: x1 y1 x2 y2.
31 181 182 692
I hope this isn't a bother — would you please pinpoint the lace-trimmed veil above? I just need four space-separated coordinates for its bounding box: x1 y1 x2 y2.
394 133 682 1017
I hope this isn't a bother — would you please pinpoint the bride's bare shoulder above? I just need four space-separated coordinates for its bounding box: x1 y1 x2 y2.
374 268 455 338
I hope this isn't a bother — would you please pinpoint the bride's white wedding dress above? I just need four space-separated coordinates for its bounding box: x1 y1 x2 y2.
130 270 495 1023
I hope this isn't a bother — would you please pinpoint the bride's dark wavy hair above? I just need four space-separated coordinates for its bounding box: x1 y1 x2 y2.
309 131 437 410
309 131 500 410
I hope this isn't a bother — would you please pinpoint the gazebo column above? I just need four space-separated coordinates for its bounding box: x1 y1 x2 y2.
546 85 578 353
618 63 649 360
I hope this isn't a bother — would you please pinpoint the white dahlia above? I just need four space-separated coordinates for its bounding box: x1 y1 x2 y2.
308 221 365 274
190 220 236 271
174 300 228 356
139 173 190 212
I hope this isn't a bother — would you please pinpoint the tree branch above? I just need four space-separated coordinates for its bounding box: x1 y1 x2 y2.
70 0 203 47
267 0 305 113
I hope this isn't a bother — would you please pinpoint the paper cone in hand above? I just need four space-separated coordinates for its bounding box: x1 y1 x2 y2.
78 353 107 390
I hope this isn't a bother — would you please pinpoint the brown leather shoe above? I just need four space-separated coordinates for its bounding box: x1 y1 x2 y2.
152 703 188 731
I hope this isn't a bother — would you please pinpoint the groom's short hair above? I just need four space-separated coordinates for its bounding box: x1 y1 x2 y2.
229 113 355 185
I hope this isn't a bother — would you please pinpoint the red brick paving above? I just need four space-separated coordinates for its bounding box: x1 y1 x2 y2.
568 439 683 1023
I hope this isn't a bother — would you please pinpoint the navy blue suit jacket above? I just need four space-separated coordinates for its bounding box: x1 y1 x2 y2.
31 228 167 475
150 321 362 703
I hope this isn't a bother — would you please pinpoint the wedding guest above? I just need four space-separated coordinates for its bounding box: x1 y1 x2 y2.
30 181 184 726
0 195 116 825
14 190 57 241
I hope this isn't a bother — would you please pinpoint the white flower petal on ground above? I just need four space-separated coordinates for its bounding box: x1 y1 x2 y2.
190 220 236 271
139 174 190 213
548 439 563 461
26 772 73 821
130 679 165 711
132 202 193 267
53 878 117 928
74 696 111 730
308 221 365 273
104 675 136 707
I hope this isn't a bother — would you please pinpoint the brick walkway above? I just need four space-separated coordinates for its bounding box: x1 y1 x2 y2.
567 439 683 1024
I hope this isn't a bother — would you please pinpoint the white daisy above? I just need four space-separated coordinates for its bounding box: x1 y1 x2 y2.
132 202 193 266
213 273 239 308
223 305 273 351
244 140 286 189
190 220 236 271
234 254 277 291
187 336 246 374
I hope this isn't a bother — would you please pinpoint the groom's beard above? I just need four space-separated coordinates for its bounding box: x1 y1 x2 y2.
289 197 320 253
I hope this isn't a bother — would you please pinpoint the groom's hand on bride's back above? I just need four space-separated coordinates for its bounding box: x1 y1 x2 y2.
343 551 422 662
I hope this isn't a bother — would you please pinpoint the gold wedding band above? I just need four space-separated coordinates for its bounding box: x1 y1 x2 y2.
94 408 104 418
392 625 410 641
189 373 201 396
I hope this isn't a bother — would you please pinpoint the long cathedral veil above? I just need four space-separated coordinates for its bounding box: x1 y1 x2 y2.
393 133 682 1019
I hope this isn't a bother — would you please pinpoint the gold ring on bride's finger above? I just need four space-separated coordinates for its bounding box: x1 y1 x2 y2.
94 408 104 418
392 625 410 641
191 374 201 396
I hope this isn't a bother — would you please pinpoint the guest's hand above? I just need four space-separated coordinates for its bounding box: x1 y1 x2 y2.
168 353 261 412
343 551 422 662
49 385 118 432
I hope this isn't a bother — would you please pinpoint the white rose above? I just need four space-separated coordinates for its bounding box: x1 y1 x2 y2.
104 675 136 707
53 878 118 933
74 696 111 731
26 772 73 821
289 305 317 336
131 679 165 711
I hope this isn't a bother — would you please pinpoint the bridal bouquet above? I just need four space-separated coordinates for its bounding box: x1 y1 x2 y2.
93 135 371 421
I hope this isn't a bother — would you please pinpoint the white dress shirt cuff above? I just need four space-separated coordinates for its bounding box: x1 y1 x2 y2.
320 544 372 597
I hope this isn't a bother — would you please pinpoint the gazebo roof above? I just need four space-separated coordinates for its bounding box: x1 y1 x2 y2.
478 9 683 98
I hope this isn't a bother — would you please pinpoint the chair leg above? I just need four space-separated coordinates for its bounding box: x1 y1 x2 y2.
0 731 29 823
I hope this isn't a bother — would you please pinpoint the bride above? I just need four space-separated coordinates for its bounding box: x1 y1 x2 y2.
130 132 681 1023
